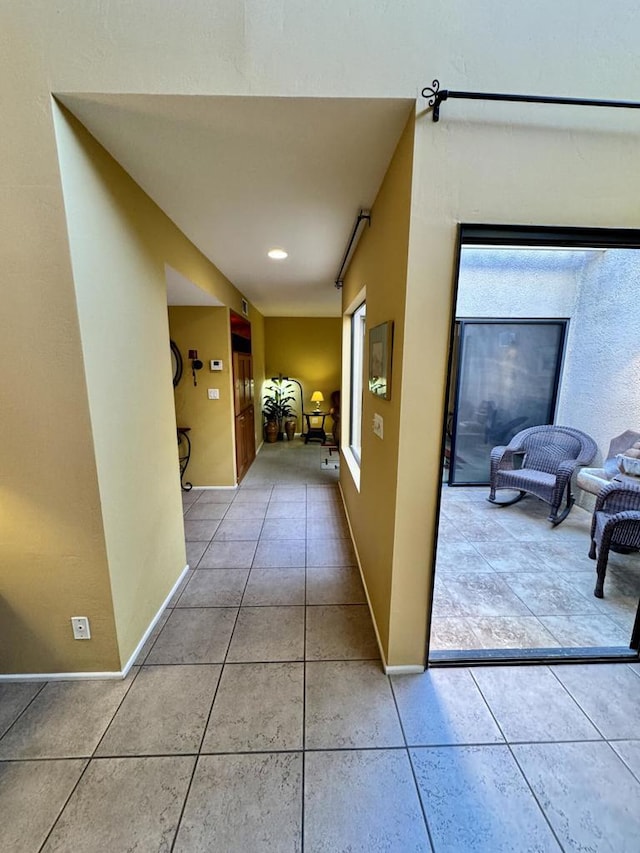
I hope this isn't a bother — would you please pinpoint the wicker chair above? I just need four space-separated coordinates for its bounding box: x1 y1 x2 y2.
589 481 640 597
488 425 597 525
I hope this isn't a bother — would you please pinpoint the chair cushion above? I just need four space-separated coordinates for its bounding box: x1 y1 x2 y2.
499 468 556 489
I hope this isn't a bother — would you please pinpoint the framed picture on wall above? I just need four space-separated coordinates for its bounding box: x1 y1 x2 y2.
369 321 393 399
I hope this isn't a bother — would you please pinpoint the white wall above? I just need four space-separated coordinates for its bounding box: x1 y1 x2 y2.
457 249 582 318
557 250 640 462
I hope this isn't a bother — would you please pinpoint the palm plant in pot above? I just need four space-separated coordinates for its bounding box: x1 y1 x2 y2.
262 379 296 442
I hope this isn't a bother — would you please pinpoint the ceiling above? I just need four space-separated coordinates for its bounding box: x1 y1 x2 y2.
58 94 414 317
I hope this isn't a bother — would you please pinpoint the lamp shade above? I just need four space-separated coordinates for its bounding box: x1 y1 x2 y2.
310 390 324 411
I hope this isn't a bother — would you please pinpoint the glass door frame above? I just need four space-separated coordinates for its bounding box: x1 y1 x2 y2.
426 222 640 666
448 318 568 487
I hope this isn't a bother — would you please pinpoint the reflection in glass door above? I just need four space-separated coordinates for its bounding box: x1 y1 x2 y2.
448 320 567 486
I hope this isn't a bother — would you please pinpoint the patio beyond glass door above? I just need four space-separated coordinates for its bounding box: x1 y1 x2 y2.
448 320 566 485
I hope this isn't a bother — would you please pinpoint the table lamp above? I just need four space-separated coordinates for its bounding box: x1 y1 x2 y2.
311 391 324 412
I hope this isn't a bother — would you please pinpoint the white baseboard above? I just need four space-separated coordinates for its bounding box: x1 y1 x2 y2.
337 483 389 671
0 563 191 683
385 665 425 675
192 484 238 490
120 563 190 677
0 670 125 682
337 483 425 677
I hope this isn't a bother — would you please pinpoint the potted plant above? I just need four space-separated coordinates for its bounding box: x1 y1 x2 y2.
262 379 296 442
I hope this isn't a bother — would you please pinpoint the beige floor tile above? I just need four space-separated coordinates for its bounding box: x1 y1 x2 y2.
304 750 429 851
265 501 307 519
96 665 221 755
0 682 44 737
391 668 503 746
253 539 306 568
184 518 220 541
306 566 366 605
175 569 249 607
145 608 237 664
213 518 264 541
468 616 561 650
202 662 303 752
198 539 257 569
306 605 379 660
0 759 87 853
174 753 302 852
0 676 135 759
306 516 350 539
42 756 194 852
305 660 403 749
186 540 208 568
260 517 307 539
227 606 305 662
184 501 229 520
242 568 305 605
306 538 356 567
412 745 561 851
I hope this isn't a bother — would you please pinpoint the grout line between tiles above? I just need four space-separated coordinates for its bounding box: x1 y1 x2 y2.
0 681 48 745
388 674 436 851
468 667 566 851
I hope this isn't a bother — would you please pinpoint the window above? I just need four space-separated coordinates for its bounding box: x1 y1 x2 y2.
350 301 366 463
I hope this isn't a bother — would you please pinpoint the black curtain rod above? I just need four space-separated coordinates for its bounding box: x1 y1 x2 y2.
422 79 640 122
335 209 371 289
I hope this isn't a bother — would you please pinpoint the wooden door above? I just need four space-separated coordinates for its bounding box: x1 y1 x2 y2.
233 352 255 481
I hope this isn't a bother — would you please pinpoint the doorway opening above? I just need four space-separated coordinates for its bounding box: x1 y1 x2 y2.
429 225 640 664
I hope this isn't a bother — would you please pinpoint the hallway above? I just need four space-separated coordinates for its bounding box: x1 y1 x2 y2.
1 443 640 851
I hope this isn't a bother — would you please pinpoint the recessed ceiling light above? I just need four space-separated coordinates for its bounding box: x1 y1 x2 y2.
268 248 288 260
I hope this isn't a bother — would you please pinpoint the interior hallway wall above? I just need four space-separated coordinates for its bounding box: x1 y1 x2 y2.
340 111 415 664
264 317 342 434
52 105 262 669
396 109 640 667
169 307 237 486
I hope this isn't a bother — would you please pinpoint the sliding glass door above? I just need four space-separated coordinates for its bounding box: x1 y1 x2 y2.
448 320 567 486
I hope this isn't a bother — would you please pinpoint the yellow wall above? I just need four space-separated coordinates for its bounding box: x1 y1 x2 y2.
264 317 342 433
340 110 415 664
168 307 237 486
389 110 640 667
51 104 263 670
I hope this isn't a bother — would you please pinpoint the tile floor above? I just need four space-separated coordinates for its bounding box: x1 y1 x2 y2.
2 444 640 851
431 485 640 653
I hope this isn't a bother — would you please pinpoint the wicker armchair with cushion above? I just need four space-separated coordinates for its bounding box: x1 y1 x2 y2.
589 481 640 597
488 425 598 526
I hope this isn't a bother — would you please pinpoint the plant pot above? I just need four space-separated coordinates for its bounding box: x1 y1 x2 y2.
265 420 279 443
284 418 296 441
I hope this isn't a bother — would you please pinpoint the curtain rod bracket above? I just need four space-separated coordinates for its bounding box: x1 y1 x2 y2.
421 79 447 122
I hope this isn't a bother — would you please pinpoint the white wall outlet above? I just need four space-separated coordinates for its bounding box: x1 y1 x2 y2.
207 388 220 400
71 616 91 640
210 359 223 371
373 413 384 439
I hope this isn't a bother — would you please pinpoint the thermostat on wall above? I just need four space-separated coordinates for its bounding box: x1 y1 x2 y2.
210 359 223 371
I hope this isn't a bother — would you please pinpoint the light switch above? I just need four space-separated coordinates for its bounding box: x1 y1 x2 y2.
207 388 220 400
373 413 383 439
210 359 223 371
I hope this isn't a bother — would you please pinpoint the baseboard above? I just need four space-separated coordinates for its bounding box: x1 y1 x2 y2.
337 483 426 677
120 562 191 677
0 563 191 683
337 482 389 672
192 484 238 490
384 665 425 675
